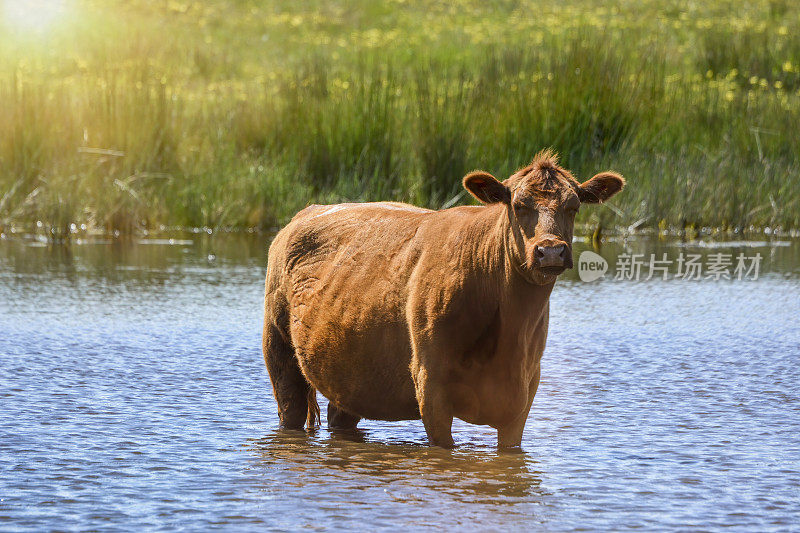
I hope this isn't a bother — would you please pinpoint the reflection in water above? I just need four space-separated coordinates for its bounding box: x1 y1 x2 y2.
0 232 799 530
244 429 548 528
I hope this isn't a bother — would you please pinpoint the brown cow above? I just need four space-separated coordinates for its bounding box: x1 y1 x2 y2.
262 150 624 448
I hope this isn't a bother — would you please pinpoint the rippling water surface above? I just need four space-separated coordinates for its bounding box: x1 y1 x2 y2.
1 233 799 530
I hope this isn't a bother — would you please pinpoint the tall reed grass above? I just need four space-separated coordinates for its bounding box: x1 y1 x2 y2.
0 0 798 237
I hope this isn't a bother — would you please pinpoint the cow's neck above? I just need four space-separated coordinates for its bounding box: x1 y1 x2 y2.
460 205 554 369
463 204 556 310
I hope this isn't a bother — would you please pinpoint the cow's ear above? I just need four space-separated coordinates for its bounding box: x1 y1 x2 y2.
463 171 511 204
578 171 625 204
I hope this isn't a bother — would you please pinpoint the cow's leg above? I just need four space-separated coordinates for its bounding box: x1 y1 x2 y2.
497 366 540 448
414 367 455 448
327 403 361 429
263 323 311 429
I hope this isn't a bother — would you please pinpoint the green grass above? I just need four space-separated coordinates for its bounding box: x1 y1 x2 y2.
1 0 799 239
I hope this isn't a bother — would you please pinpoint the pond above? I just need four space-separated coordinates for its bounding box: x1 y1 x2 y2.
1 231 799 530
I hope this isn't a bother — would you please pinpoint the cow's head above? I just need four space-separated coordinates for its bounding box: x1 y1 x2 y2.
463 150 624 285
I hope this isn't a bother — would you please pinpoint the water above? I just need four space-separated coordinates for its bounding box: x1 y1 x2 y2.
1 232 799 531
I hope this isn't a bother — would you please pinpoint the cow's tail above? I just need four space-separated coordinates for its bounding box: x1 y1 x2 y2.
306 387 321 429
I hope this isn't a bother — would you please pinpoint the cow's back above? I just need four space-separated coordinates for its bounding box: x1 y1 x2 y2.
266 202 433 420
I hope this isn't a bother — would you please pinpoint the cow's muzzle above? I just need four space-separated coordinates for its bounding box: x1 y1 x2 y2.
532 239 572 273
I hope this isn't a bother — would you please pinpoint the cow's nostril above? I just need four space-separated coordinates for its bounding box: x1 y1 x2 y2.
534 246 545 258
558 245 567 259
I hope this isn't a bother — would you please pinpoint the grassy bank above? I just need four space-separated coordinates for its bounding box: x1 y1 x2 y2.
1 0 799 238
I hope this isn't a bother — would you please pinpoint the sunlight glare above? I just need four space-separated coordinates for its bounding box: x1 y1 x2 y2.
2 0 68 33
